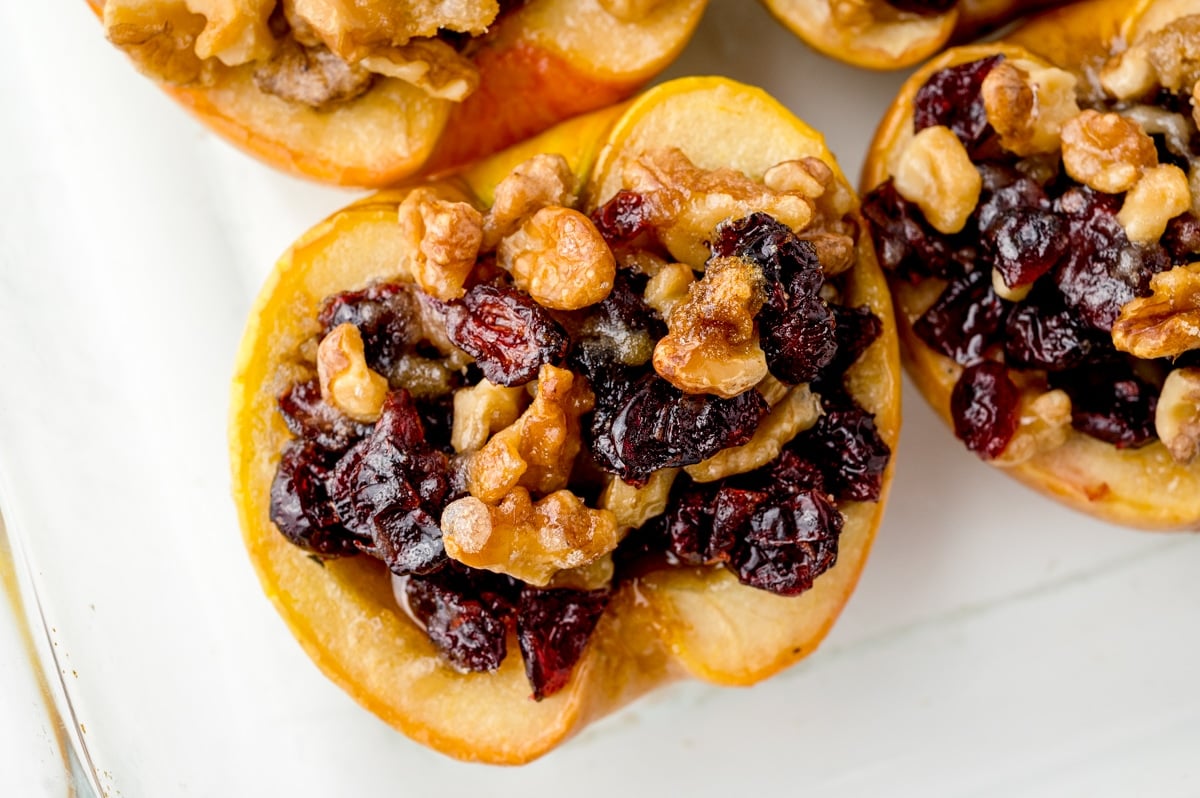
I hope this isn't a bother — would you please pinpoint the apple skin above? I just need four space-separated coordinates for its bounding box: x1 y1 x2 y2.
759 0 1060 70
229 77 901 763
86 0 706 186
862 0 1200 530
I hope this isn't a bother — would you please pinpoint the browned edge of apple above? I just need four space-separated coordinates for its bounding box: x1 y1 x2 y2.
85 0 707 187
861 0 1200 530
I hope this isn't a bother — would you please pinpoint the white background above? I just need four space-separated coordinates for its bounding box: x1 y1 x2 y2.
1 1 1198 796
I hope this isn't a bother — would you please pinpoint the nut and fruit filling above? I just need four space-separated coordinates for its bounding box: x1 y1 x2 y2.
99 0 557 108
268 149 890 697
863 24 1200 466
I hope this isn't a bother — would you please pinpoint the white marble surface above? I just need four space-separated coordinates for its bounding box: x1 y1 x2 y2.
1 1 1198 796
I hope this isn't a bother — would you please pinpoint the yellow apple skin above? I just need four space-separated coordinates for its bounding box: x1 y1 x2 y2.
87 0 706 186
862 0 1200 530
759 0 1059 70
230 77 901 764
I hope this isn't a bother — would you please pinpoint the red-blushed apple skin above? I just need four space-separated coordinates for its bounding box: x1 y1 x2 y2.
862 0 1200 530
229 77 902 763
86 0 706 186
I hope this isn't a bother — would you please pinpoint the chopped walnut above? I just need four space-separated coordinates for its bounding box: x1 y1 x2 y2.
1118 164 1192 244
983 60 1080 156
763 159 830 199
622 149 814 267
1101 47 1158 100
598 468 678 529
993 389 1072 466
497 207 616 310
1140 16 1200 93
317 323 389 423
103 1 212 85
546 555 614 591
892 125 981 235
652 256 769 398
397 188 483 301
1155 367 1200 464
359 38 478 101
800 232 856 276
440 489 620 586
451 379 528 453
597 0 668 22
992 268 1032 303
756 373 792 407
188 0 276 64
1060 111 1157 194
285 0 498 62
643 261 696 320
484 154 578 248
1112 263 1200 359
685 384 821 482
253 38 374 107
466 365 594 503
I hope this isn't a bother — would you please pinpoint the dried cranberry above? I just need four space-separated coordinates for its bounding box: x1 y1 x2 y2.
657 478 731 566
731 489 842 596
405 570 513 672
1054 187 1170 332
861 180 975 282
318 282 418 373
326 391 452 575
760 294 838 384
444 284 569 386
1003 300 1094 371
913 55 1004 156
517 587 610 700
826 304 883 374
590 190 653 247
975 165 1050 233
884 0 956 13
791 403 891 502
269 440 358 556
1164 213 1200 264
950 361 1020 459
1051 364 1158 448
913 268 1008 365
985 208 1068 288
766 448 827 495
590 374 768 484
712 213 823 298
277 378 370 453
416 393 456 455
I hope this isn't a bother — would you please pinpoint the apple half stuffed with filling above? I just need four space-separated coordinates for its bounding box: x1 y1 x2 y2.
760 0 1060 70
862 0 1200 528
230 77 901 763
88 0 705 186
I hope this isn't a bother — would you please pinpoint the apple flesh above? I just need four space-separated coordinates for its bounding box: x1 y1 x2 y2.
88 0 706 186
862 0 1200 530
230 77 901 763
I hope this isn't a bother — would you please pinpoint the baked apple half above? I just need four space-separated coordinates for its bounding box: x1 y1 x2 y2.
760 0 1060 69
88 0 705 186
229 77 901 763
861 0 1200 529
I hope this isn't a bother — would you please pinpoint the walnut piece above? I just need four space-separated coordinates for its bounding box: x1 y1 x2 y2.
1155 367 1200 464
253 38 374 107
103 1 212 85
598 468 679 529
652 256 768 398
467 365 594 503
983 60 1080 157
484 154 578 249
1141 15 1200 94
643 261 695 320
621 148 814 267
440 489 620 586
685 384 821 482
317 323 389 423
1060 110 1157 194
546 555 614 591
497 207 616 310
892 125 981 235
451 379 527 453
1118 164 1192 244
397 188 483 301
1112 263 1200 359
993 389 1072 466
285 0 498 62
359 38 478 101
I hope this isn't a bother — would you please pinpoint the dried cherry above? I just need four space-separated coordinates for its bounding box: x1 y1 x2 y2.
444 283 570 386
269 440 358 556
985 208 1068 288
1051 363 1158 448
913 55 1004 156
950 361 1020 459
517 587 610 700
913 268 1008 365
790 403 890 502
1002 298 1094 372
590 190 654 247
405 568 515 672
